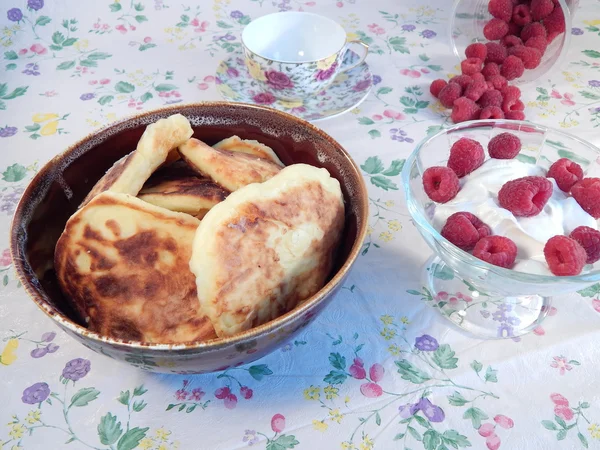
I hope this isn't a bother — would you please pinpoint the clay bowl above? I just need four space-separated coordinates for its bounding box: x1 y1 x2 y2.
10 102 368 374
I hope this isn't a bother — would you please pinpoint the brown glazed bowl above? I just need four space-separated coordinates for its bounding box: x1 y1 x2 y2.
10 102 368 374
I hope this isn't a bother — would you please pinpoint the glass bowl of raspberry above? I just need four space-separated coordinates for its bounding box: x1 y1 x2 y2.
450 0 578 85
402 119 600 339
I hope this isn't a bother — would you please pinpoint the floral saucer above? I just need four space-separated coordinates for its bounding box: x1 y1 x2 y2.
215 51 372 122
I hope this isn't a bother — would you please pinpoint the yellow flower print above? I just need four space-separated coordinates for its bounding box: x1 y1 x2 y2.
317 54 337 71
304 385 320 400
312 420 328 432
164 27 173 33
384 200 395 207
278 99 304 109
350 107 361 114
25 409 41 424
334 73 349 84
216 63 228 75
346 32 359 41
388 344 401 356
106 112 117 121
400 316 410 324
138 438 154 450
324 385 339 400
367 225 374 236
218 84 240 100
379 231 394 242
40 120 59 136
155 427 171 441
1 338 19 366
428 101 446 114
328 408 344 424
589 423 600 439
584 19 600 26
341 442 355 450
32 113 58 123
360 434 374 450
388 220 401 232
344 395 350 404
158 444 169 450
9 424 26 440
11 445 24 450
380 327 396 340
380 314 393 325
74 39 89 51
246 59 267 81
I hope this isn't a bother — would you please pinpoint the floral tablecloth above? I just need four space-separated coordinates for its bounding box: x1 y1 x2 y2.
3 0 600 449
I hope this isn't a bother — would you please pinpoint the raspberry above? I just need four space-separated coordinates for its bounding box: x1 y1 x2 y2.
479 89 503 108
543 5 565 42
512 4 532 26
471 72 486 83
507 21 523 36
442 212 492 250
485 42 508 64
465 80 488 101
422 166 460 203
544 235 587 276
484 18 510 40
482 62 501 79
521 22 547 42
500 55 525 80
438 83 462 108
498 176 553 217
479 106 505 119
502 35 523 49
489 0 514 22
525 36 548 55
571 178 600 219
461 57 484 75
505 110 526 120
449 74 473 90
448 137 485 177
546 158 584 192
531 0 555 21
501 85 521 101
488 74 508 90
451 97 481 123
570 226 600 264
465 42 488 60
509 45 542 69
488 132 521 159
430 79 448 98
473 236 518 268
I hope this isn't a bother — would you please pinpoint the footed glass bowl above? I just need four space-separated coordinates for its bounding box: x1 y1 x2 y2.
402 120 600 339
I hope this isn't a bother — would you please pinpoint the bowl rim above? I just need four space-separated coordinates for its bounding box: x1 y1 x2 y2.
10 101 369 351
402 118 600 284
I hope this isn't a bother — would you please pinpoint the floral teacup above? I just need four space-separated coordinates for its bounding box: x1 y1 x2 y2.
241 12 368 101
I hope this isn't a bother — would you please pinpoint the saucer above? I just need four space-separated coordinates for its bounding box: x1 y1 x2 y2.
215 51 373 122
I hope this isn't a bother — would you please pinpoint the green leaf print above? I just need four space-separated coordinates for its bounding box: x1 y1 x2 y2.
2 164 27 182
97 412 123 445
248 364 273 380
135 15 148 23
239 15 252 26
578 432 589 448
370 175 399 191
427 65 442 71
395 359 431 383
140 92 153 102
368 130 381 139
52 31 66 45
98 95 114 106
117 427 149 450
49 44 63 51
377 87 393 95
423 430 441 450
432 344 458 369
4 50 18 60
266 434 299 450
324 369 347 385
431 263 454 280
110 2 122 12
388 36 409 54
463 407 488 429
407 426 422 441
87 52 112 60
358 117 375 125
2 86 28 100
132 400 147 412
56 60 75 70
134 2 144 11
583 50 600 58
447 391 468 406
419 53 430 61
5 63 15 71
80 59 98 67
413 415 431 429
441 430 471 448
484 366 498 383
133 385 148 396
155 83 178 92
25 124 40 132
578 283 600 297
139 43 156 51
115 81 135 93
217 20 234 28
471 360 483 374
580 90 600 100
361 156 384 174
118 390 130 406
62 38 77 47
381 159 405 176
557 149 589 166
329 352 346 370
70 387 100 407
516 154 536 164
557 429 567 440
36 15 52 26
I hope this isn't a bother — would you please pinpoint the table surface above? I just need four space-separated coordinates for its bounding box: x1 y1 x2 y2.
3 0 600 449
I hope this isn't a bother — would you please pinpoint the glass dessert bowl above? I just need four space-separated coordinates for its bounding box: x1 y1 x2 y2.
402 120 600 339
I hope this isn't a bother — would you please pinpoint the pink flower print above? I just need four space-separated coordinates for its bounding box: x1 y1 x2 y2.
215 386 230 399
437 291 449 300
550 356 573 375
204 75 215 83
0 249 12 266
532 325 545 336
89 80 98 85
486 433 501 450
93 23 100 29
372 114 383 121
478 423 495 437
99 78 110 85
547 306 557 316
129 25 136 31
421 68 430 74
18 48 28 55
315 62 338 81
336 2 343 7
102 23 110 30
265 70 294 90
400 68 421 78
551 89 562 99
369 363 384 382
240 386 253 399
29 43 47 55
191 18 199 27
555 404 574 421
353 79 370 92
224 393 238 409
494 415 514 429
143 37 152 43
271 414 285 433
190 388 205 401
197 83 209 90
383 109 405 121
550 393 569 407
593 299 600 313
360 382 382 398
175 389 188 400
305 1 316 5
253 92 276 105
349 357 366 379
560 93 575 106
116 24 127 34
194 21 209 33
368 23 386 35
448 297 459 307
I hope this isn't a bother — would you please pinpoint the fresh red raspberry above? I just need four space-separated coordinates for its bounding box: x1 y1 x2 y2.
488 132 521 159
546 158 584 192
502 35 523 49
451 97 481 123
531 0 555 21
430 79 448 98
543 5 565 42
488 0 513 22
465 80 488 101
461 57 484 75
485 42 508 64
447 137 485 177
484 18 510 40
482 62 501 79
570 226 600 264
544 235 587 276
479 89 503 108
501 85 521 101
512 3 532 26
438 83 462 108
521 22 547 42
500 55 525 80
509 45 543 69
473 236 518 268
505 110 526 120
571 178 600 219
449 74 473 90
471 72 486 83
441 212 492 250
465 43 488 60
479 106 505 119
507 21 523 36
498 176 553 217
488 74 508 90
525 36 548 55
422 166 460 203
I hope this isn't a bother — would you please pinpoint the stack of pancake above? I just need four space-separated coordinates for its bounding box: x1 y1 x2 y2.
54 114 345 343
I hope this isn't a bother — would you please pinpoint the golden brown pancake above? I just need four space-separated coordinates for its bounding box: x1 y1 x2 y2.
138 161 229 217
80 114 193 207
55 191 216 344
213 136 284 166
189 164 345 338
178 138 282 192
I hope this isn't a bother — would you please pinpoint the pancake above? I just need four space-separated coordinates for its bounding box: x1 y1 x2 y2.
178 138 282 192
213 136 284 166
189 164 345 338
55 191 216 344
138 161 229 217
80 114 193 207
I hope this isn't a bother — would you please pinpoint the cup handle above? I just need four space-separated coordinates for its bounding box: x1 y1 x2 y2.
339 40 369 73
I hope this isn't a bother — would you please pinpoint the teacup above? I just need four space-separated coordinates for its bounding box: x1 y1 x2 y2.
241 12 369 101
